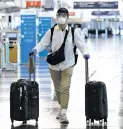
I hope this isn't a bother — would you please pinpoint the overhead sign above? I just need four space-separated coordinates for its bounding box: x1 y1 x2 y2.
69 12 75 16
26 1 41 7
0 0 14 1
42 5 54 11
74 1 118 9
92 11 120 16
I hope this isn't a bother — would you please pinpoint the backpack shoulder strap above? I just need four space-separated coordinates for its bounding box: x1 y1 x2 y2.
71 27 78 66
71 27 77 50
71 27 74 43
50 27 54 43
50 24 57 42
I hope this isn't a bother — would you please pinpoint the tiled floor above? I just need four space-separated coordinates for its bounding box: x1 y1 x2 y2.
0 36 123 129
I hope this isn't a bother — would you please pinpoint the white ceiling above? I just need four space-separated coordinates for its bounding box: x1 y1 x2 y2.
0 0 122 14
0 0 122 8
0 1 20 8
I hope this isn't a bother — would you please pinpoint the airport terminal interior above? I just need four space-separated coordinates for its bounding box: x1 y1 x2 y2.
0 0 123 129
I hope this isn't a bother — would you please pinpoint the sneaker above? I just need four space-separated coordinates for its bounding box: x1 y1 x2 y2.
60 113 69 124
56 110 61 119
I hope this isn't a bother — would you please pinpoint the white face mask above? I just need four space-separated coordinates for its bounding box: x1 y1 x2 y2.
57 17 67 24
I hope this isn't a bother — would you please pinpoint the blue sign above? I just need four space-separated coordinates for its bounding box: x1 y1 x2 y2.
92 11 120 16
74 1 118 9
21 15 36 63
38 17 52 57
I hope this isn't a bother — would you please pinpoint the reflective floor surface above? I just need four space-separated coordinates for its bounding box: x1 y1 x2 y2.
0 36 123 129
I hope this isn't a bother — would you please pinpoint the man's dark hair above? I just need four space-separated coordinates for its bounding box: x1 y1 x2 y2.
57 8 69 17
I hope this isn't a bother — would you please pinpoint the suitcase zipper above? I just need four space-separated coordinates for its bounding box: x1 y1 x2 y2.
20 87 22 110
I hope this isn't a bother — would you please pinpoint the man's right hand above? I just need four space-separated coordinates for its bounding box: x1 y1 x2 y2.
29 49 37 56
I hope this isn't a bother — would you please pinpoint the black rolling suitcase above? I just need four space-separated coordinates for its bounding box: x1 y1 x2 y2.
85 59 108 125
10 54 39 125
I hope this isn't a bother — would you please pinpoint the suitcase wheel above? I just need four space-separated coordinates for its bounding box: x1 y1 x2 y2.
99 120 103 125
11 124 14 129
36 122 38 127
104 118 107 124
11 119 14 129
91 119 94 124
36 118 38 122
22 121 27 125
86 118 89 124
11 119 14 124
35 118 38 126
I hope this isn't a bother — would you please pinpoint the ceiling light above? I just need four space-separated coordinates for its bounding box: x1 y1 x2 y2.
5 2 15 6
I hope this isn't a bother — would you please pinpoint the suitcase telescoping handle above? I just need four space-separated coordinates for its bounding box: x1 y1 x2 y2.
85 59 89 84
29 53 36 84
